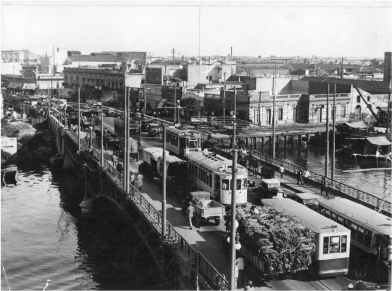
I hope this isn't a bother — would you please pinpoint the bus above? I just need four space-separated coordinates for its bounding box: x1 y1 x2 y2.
166 126 202 157
262 198 351 277
187 150 248 205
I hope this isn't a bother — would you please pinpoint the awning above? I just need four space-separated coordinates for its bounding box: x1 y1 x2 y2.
157 99 166 109
22 83 36 90
366 136 392 146
342 121 368 129
7 81 23 89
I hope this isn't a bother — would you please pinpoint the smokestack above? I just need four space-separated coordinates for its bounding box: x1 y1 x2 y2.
231 47 233 59
341 57 343 79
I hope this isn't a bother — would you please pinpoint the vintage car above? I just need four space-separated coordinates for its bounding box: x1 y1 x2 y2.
256 178 285 199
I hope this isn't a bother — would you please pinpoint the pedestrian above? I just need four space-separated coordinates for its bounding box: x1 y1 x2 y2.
279 163 285 178
137 172 144 191
244 280 254 291
303 168 310 185
297 168 304 185
104 127 108 136
130 172 135 186
112 153 118 167
235 264 239 289
321 176 328 197
236 255 245 288
116 162 123 174
186 203 195 230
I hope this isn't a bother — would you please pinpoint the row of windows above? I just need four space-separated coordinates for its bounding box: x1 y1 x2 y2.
166 132 179 146
323 235 348 254
189 161 213 187
320 206 372 248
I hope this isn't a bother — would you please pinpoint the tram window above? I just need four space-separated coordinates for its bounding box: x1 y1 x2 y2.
364 229 372 248
174 136 178 146
341 235 347 252
350 222 357 240
180 138 186 148
329 236 340 253
320 206 325 215
323 237 329 254
188 139 197 148
237 179 242 190
344 218 351 229
331 213 337 221
325 209 331 218
357 226 365 244
243 178 248 189
222 179 230 190
337 216 344 225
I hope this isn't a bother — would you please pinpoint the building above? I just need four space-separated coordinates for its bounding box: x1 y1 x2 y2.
185 63 236 88
384 52 391 82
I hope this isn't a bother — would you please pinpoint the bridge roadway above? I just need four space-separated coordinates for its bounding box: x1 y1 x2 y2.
94 117 353 290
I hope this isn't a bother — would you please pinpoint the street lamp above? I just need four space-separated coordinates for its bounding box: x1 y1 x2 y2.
138 120 142 145
177 100 181 126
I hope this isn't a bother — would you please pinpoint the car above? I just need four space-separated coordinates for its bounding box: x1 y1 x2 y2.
256 178 286 199
148 123 161 136
288 192 320 212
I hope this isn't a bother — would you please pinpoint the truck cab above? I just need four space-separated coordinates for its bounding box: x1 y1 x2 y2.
256 178 285 199
148 123 161 136
289 192 319 212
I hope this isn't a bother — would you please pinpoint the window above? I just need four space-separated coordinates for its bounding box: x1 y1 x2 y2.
236 179 242 190
367 96 370 102
344 218 351 229
331 213 337 221
329 236 340 253
364 229 372 248
323 237 329 254
337 216 344 225
350 222 357 240
222 179 230 190
357 95 361 103
357 226 365 244
206 76 209 80
278 108 283 120
341 235 347 253
341 105 346 117
325 209 331 218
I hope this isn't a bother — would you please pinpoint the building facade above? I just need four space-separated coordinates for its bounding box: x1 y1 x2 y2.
185 63 236 88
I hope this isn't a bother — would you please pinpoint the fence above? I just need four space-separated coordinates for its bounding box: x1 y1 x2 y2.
48 115 229 290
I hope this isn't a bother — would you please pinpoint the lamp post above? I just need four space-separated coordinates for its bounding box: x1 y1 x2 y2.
177 100 181 126
173 83 177 124
325 84 330 179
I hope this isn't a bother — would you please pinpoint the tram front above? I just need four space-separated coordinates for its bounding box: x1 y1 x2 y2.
214 165 248 205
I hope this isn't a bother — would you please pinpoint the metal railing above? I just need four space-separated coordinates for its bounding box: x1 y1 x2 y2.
48 114 229 290
207 136 391 215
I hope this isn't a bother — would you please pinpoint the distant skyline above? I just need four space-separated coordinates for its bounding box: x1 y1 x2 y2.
1 1 392 59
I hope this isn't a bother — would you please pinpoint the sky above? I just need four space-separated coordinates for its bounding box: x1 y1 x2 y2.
1 1 392 59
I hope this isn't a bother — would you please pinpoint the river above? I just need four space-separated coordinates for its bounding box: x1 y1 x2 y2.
1 163 160 290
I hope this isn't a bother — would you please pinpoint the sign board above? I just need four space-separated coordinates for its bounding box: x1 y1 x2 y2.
1 137 17 156
146 67 163 85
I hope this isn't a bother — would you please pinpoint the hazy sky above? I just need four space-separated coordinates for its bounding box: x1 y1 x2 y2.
1 1 392 58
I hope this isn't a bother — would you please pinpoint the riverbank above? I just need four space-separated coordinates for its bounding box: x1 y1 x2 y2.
1 117 57 166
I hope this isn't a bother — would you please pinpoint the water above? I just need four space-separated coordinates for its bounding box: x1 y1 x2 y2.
1 164 160 290
274 145 391 199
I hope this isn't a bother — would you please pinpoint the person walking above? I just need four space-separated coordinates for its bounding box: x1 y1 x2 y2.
104 127 108 136
130 172 135 186
303 168 310 185
186 203 195 230
297 168 304 185
137 173 144 191
321 176 328 197
236 255 245 288
112 153 118 167
116 162 123 174
278 163 285 178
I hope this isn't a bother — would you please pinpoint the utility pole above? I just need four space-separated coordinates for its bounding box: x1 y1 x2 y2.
230 86 237 291
126 87 130 195
100 92 104 166
171 48 175 64
341 57 344 79
388 77 392 138
123 87 128 192
173 83 177 124
78 88 81 151
223 72 226 127
332 84 336 180
272 56 277 158
258 92 261 126
325 84 330 179
162 126 167 240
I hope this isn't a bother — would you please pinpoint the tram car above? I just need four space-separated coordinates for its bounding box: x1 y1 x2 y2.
262 198 351 277
315 196 391 280
165 126 202 157
187 150 248 205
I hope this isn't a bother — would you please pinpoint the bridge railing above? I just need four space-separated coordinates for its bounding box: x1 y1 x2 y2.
48 115 229 290
208 136 391 215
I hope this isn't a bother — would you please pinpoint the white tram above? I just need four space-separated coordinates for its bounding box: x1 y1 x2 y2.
262 198 351 276
187 150 248 205
316 196 391 264
166 126 202 157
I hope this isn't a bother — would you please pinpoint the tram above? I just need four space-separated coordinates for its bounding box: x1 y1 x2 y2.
262 198 351 276
187 150 248 205
316 197 391 266
165 126 202 157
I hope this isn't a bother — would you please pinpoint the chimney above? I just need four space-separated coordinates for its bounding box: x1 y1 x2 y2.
231 47 233 58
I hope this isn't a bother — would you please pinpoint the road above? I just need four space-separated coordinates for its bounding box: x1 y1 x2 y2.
95 117 354 290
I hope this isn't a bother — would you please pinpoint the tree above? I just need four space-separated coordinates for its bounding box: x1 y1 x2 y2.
180 97 202 116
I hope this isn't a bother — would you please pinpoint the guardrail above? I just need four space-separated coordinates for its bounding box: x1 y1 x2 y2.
48 114 229 290
208 136 392 216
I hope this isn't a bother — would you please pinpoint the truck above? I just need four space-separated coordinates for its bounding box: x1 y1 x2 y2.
255 178 286 199
114 118 140 138
139 147 188 199
187 191 225 227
